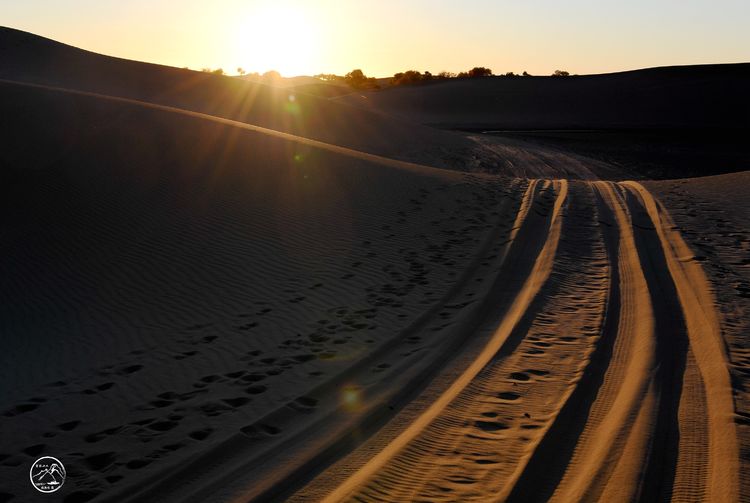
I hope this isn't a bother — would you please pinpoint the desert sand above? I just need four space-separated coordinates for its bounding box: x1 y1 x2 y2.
0 28 748 503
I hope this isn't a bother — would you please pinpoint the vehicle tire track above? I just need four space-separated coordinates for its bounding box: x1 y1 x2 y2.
509 181 737 502
315 180 578 502
308 180 739 503
507 180 656 502
623 181 739 502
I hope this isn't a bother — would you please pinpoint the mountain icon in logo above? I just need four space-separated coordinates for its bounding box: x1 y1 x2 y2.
30 456 66 493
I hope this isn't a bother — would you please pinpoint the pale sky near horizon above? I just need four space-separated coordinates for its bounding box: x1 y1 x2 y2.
3 0 749 77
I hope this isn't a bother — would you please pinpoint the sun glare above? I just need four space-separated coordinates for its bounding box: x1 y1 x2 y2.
233 3 319 76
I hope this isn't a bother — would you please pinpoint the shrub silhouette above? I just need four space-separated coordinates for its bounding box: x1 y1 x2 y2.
344 69 379 89
306 64 567 91
468 67 493 77
456 67 492 78
391 70 427 86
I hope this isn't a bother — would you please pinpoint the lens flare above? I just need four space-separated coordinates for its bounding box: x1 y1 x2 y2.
341 385 362 412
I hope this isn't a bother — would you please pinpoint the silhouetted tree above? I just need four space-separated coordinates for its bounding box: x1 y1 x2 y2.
468 67 493 78
211 68 225 76
391 70 426 86
522 71 531 77
436 71 456 79
552 70 570 77
344 69 379 89
237 67 246 76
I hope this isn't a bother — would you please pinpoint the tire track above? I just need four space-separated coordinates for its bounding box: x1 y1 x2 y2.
108 180 566 503
623 181 739 502
105 180 521 502
507 181 656 502
316 180 571 502
308 180 738 503
509 181 737 502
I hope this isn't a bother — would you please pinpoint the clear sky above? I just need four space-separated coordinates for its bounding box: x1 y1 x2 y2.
3 0 749 77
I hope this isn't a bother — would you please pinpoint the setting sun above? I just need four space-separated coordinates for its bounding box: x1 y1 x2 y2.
232 3 319 76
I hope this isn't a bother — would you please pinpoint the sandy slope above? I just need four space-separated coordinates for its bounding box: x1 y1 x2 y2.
0 27 640 180
0 79 521 503
334 64 750 130
0 33 746 502
0 27 511 175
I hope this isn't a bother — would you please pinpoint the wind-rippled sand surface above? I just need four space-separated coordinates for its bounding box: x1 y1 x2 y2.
0 27 747 503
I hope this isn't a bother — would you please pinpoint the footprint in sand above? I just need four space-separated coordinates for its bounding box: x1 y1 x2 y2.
2 403 39 417
22 444 45 456
240 423 281 438
58 420 81 431
188 428 213 441
119 364 144 375
244 385 267 395
509 372 531 382
474 420 510 432
290 396 319 413
497 392 521 401
84 452 117 471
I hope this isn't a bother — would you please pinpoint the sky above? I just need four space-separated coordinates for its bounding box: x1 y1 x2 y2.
3 0 749 77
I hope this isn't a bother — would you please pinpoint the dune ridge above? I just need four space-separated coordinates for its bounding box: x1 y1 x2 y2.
0 78 443 177
0 27 511 174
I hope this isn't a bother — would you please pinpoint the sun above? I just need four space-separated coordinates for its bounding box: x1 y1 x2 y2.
233 3 319 77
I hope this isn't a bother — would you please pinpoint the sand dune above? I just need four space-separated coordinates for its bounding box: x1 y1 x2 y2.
0 27 501 174
333 65 750 180
0 79 517 502
0 29 747 503
335 64 750 130
0 27 649 180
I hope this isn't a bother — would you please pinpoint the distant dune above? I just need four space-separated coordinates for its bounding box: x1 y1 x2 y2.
0 26 747 503
336 64 750 130
332 63 750 179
